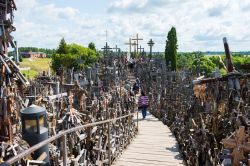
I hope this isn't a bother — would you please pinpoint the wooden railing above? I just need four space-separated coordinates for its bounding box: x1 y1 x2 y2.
1 112 138 166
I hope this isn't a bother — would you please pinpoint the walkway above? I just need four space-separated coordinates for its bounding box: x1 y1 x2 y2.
113 113 183 166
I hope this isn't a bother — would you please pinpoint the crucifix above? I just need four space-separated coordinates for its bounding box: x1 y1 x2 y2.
132 33 143 53
147 39 155 60
101 42 112 56
125 38 133 54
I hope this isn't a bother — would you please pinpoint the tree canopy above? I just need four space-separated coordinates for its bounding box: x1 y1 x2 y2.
88 42 96 52
52 39 99 72
165 27 178 71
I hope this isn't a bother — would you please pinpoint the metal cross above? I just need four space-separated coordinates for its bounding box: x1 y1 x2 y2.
132 33 143 53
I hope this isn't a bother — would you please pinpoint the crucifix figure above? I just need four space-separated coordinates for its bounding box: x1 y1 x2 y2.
132 33 143 53
101 42 112 57
147 39 155 60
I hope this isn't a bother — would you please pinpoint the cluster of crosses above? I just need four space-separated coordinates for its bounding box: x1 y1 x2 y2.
101 33 155 58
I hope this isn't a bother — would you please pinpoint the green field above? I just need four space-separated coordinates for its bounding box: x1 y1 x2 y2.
20 58 52 79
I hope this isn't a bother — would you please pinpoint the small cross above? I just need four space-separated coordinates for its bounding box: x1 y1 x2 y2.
113 45 120 55
138 45 144 54
101 42 112 56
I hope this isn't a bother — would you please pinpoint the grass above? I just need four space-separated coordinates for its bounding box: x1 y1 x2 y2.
20 58 52 79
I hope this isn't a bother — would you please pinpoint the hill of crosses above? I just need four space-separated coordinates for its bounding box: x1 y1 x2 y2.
0 0 250 166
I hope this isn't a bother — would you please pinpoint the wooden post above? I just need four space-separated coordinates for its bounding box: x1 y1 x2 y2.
108 122 111 166
137 111 139 132
62 135 67 166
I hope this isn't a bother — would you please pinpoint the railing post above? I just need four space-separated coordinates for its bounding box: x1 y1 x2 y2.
62 134 67 166
137 111 139 131
108 122 111 166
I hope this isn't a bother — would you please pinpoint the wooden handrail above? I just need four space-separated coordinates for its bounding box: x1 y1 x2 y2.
1 112 136 166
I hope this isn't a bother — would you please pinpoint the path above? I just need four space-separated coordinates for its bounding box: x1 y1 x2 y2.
113 112 183 166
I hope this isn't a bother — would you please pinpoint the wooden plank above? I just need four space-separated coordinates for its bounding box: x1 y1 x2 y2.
113 113 183 166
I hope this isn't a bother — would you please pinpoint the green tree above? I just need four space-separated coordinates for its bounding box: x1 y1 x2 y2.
56 38 68 54
88 42 96 52
52 43 98 72
165 27 178 71
192 56 216 75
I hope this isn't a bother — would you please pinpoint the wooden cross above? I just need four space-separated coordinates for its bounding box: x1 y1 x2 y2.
222 126 250 166
138 45 144 54
101 42 112 56
125 38 133 54
147 39 155 59
132 33 143 53
112 45 120 55
132 41 137 53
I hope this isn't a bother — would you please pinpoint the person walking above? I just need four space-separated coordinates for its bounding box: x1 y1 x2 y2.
138 91 149 119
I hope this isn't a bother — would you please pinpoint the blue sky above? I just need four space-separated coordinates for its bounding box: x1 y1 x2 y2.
13 0 250 52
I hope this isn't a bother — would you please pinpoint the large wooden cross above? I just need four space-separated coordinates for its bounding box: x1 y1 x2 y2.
125 38 133 54
132 33 143 53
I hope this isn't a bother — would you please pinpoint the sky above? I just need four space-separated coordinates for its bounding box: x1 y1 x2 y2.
12 0 250 52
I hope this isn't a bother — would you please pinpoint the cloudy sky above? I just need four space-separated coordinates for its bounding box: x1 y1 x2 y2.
13 0 250 52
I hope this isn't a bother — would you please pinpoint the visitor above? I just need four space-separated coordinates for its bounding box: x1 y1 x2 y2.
132 82 139 95
136 77 141 88
138 91 149 119
128 57 134 72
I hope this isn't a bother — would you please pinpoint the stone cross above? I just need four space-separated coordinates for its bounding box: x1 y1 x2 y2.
132 33 143 53
147 39 155 59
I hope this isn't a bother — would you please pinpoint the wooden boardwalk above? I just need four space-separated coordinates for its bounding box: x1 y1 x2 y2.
113 112 183 166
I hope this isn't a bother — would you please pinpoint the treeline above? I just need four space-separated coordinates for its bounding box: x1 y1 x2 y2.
177 52 250 75
18 47 56 58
